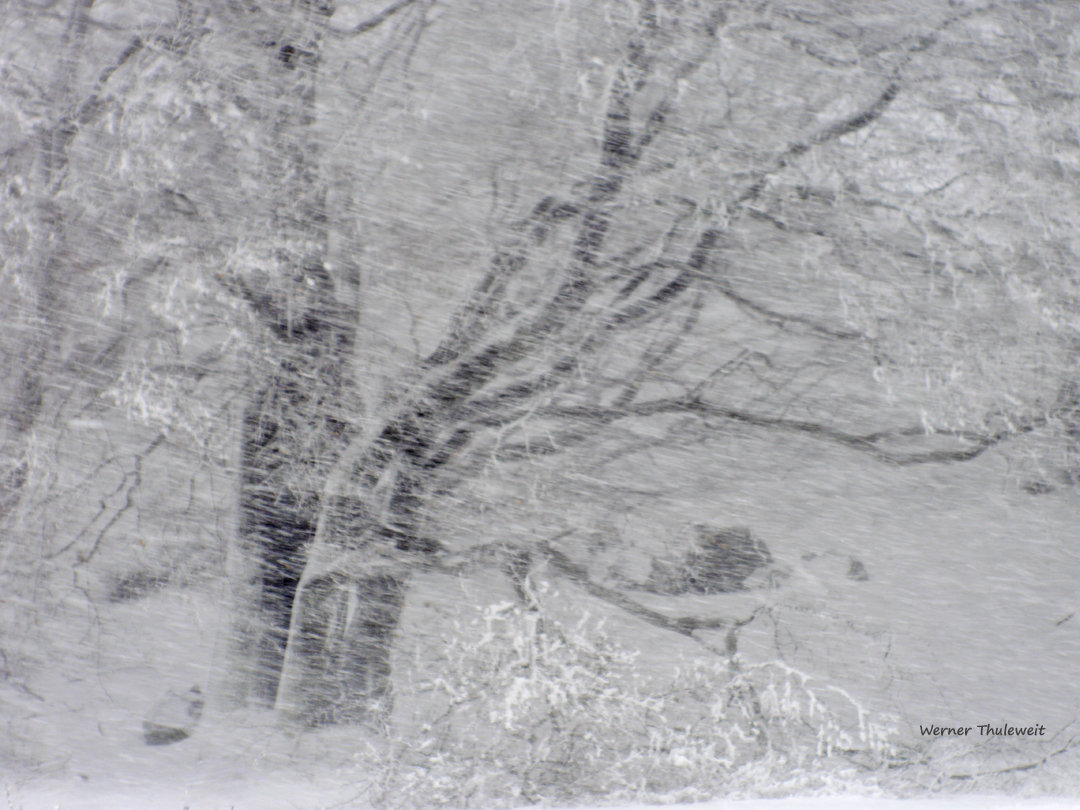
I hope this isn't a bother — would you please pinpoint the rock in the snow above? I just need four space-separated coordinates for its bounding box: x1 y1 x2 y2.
143 686 204 746
847 558 870 581
686 525 773 594
645 525 773 595
108 570 169 603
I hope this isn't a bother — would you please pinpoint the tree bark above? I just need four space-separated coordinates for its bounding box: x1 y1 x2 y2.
228 0 356 708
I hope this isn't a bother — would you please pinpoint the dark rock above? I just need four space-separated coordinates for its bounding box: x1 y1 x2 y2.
108 571 169 603
686 525 773 594
143 686 204 746
645 525 773 595
143 724 190 746
1022 480 1055 495
847 558 870 581
161 188 198 217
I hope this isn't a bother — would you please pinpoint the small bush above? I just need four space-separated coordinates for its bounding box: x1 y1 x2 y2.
383 595 900 807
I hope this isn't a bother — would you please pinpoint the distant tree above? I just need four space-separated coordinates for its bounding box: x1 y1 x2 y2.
2 0 1079 734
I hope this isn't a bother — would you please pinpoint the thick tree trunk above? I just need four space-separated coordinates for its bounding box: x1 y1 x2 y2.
277 570 407 726
227 0 358 718
274 420 433 725
235 314 356 708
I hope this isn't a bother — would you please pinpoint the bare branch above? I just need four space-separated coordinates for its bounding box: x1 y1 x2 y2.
946 734 1077 782
736 81 901 207
530 396 1044 466
339 0 418 36
715 279 866 340
538 540 760 651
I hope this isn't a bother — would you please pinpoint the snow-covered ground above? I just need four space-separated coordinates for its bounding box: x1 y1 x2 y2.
5 436 1080 808
8 779 1080 810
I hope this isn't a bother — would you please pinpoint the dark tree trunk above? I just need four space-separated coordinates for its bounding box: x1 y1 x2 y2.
227 0 362 715
240 401 320 705
274 415 441 725
236 286 354 707
284 571 407 726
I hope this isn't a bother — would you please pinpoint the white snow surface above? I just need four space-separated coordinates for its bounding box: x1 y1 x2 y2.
8 778 1080 810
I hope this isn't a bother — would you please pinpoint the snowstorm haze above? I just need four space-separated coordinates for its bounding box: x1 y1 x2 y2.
1 0 1079 807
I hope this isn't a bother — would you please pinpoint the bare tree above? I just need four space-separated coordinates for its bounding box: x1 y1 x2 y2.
2 0 1079 740
271 0 1080 724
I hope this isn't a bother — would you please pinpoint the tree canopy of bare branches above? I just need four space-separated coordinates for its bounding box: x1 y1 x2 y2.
2 0 1079 737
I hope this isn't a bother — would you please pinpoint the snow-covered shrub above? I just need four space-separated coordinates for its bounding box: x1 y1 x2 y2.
640 657 899 801
384 595 900 807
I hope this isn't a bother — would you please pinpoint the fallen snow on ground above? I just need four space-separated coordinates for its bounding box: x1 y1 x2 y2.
7 779 1080 810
